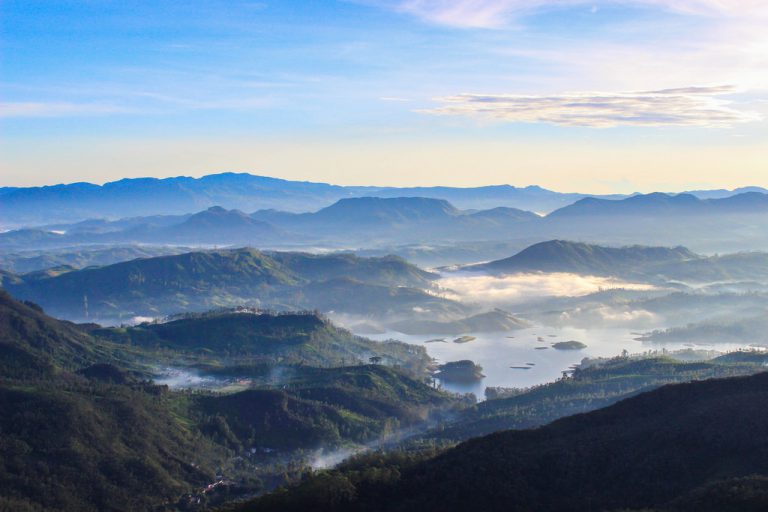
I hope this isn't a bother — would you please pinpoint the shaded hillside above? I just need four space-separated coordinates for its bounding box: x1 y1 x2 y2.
0 292 223 511
1 248 443 322
0 289 453 511
0 382 220 512
0 290 124 379
92 310 433 373
434 353 768 441
233 370 768 512
1 248 296 320
471 239 696 276
195 365 457 451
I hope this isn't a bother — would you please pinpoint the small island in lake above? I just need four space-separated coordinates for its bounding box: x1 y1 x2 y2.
453 335 476 344
435 360 485 383
552 340 588 350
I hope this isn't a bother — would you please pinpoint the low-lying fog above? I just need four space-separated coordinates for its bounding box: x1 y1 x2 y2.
437 272 659 306
361 270 764 398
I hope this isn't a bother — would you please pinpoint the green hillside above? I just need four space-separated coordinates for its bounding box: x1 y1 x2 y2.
0 290 127 379
92 310 433 373
0 292 454 511
2 248 444 322
474 239 695 276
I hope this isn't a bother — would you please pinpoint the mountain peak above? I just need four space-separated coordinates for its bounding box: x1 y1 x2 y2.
475 240 696 275
316 196 460 223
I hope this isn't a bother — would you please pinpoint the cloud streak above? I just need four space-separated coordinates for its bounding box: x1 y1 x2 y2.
0 102 128 118
420 85 760 127
382 1 768 28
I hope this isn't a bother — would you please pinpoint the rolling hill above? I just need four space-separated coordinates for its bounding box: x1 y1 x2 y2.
470 240 696 276
468 240 768 287
0 248 447 323
91 309 433 373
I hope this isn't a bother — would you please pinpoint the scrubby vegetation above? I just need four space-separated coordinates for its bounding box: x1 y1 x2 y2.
228 371 768 512
91 309 433 375
1 248 445 322
0 292 454 511
430 352 768 441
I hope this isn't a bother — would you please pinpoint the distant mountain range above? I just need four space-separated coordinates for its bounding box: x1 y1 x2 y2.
0 198 543 250
6 189 768 253
2 171 765 228
549 191 768 217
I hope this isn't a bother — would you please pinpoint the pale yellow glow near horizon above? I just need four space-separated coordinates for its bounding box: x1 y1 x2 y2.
1 137 766 194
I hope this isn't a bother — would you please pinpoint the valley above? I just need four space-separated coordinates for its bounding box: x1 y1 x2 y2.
6 1 768 509
4 175 768 511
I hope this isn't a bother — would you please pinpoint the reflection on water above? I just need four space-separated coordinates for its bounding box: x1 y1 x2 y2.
367 327 759 398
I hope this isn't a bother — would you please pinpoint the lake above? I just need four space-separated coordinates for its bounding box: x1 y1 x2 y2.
366 326 758 398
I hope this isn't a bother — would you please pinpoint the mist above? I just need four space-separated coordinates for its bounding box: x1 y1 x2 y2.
437 272 658 307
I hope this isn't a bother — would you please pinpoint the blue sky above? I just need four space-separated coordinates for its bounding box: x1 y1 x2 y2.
1 0 766 192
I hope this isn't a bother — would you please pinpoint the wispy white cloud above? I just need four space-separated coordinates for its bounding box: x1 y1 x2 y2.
378 1 768 28
0 93 274 118
420 85 760 127
0 102 128 118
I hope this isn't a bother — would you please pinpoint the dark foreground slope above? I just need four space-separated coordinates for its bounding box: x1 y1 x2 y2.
195 365 458 452
0 292 458 511
0 382 220 512
235 370 768 512
0 290 127 379
0 291 224 511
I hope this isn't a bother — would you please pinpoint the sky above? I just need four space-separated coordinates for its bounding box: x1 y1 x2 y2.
1 0 766 193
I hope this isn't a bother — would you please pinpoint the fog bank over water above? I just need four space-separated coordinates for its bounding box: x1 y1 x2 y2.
438 272 659 306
